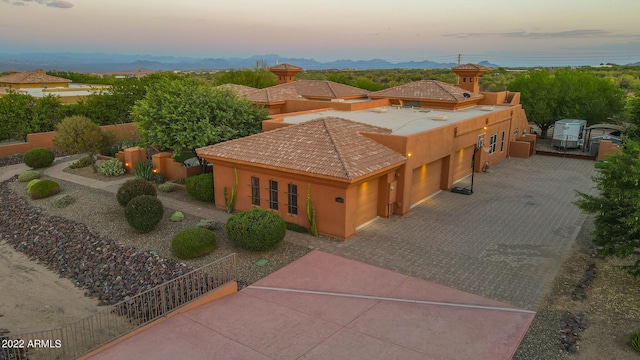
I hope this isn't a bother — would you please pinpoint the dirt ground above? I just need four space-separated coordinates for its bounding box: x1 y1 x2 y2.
516 217 640 359
0 239 101 336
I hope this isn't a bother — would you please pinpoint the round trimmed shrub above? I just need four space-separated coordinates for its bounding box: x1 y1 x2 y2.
124 195 164 233
18 170 41 182
30 179 60 199
116 178 157 207
23 148 55 168
53 193 75 208
226 208 286 251
185 173 213 202
171 227 217 259
26 179 41 194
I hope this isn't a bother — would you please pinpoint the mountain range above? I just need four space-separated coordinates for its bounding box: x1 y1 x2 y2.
0 52 500 72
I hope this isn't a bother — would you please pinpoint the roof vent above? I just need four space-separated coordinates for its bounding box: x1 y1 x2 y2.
480 106 494 111
371 107 387 113
463 92 471 99
432 115 448 121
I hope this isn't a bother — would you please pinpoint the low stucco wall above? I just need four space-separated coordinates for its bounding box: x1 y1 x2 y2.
0 123 138 157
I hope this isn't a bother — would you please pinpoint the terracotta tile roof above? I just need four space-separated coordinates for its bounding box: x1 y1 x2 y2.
275 80 369 100
368 80 482 102
452 63 489 70
216 84 259 97
268 63 302 71
245 86 301 103
198 117 405 181
0 71 71 84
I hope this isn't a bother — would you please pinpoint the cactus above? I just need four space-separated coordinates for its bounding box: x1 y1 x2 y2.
224 167 238 213
306 184 319 236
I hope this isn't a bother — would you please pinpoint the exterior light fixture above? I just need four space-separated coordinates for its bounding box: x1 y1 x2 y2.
407 153 412 158
125 162 130 167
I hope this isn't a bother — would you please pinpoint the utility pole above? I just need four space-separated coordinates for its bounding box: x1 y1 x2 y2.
457 53 461 66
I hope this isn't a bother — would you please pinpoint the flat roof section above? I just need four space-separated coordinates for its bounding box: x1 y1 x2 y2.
280 105 509 136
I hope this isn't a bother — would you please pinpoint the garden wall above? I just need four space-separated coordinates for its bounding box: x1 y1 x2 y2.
0 123 138 157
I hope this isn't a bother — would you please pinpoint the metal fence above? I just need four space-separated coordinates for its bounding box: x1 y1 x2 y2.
0 253 237 360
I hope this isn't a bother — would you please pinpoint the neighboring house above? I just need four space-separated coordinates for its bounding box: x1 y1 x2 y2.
0 70 71 89
0 70 108 104
198 64 536 239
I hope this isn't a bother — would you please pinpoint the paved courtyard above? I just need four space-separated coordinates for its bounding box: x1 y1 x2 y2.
307 155 596 310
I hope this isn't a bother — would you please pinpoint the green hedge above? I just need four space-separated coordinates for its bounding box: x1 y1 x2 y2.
30 179 60 199
226 208 286 251
116 178 157 207
124 195 163 233
23 148 55 169
171 227 217 259
185 173 213 202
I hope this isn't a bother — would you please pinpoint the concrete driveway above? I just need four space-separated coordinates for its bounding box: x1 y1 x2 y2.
320 156 596 310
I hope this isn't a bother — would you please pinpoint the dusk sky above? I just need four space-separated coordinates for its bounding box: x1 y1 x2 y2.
1 0 640 66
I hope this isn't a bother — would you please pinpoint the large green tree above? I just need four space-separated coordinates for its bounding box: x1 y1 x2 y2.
132 76 269 164
509 69 625 138
575 138 640 275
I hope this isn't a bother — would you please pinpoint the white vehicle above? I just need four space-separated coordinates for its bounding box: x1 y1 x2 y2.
552 119 587 149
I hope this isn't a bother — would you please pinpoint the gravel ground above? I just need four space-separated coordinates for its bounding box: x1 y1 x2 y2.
6 174 310 290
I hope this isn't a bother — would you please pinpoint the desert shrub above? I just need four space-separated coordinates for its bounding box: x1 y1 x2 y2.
170 211 184 222
124 195 163 233
23 148 55 168
26 179 41 194
285 222 309 233
98 158 126 177
171 227 217 260
195 219 222 231
226 208 286 251
69 155 92 169
631 330 640 352
116 178 157 207
185 173 213 202
157 183 175 193
133 161 154 181
30 179 60 199
18 170 40 182
53 193 75 208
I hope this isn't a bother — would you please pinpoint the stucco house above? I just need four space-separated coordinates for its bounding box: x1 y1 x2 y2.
198 64 535 239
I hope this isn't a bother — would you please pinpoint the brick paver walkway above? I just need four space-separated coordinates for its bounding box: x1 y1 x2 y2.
309 156 596 310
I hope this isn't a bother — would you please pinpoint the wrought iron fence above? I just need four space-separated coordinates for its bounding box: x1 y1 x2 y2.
0 253 237 360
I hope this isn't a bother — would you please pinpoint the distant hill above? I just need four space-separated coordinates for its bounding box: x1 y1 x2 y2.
0 52 479 72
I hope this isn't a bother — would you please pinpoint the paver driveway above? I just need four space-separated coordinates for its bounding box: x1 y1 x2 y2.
320 156 596 310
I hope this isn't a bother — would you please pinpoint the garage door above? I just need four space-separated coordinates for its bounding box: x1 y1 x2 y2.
355 180 379 227
452 146 475 181
410 159 442 206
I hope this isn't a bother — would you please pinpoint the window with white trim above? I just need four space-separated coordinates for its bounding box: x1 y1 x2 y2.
489 134 497 154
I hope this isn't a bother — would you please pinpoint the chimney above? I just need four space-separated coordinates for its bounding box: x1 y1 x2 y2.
269 63 302 85
452 64 488 93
